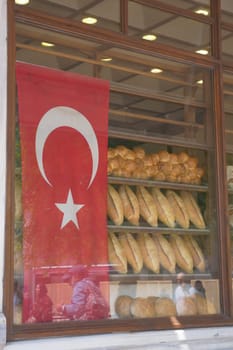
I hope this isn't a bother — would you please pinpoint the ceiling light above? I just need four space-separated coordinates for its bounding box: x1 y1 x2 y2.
82 17 98 25
150 68 163 74
41 42 55 47
15 0 30 4
195 49 209 55
142 34 157 41
101 57 112 62
196 79 203 85
195 9 209 16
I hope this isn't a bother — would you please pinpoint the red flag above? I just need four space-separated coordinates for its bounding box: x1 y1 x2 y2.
16 62 110 321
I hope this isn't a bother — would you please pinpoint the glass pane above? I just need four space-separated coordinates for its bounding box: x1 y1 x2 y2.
17 0 121 32
128 1 211 55
224 71 233 302
161 0 210 11
221 0 233 22
14 23 220 328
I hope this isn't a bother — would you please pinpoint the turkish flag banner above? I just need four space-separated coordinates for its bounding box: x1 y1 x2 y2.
16 62 110 322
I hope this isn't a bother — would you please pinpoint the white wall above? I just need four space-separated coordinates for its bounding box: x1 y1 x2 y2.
0 0 7 312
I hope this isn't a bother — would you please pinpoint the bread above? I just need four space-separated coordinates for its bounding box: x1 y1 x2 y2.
180 191 206 229
119 185 140 225
176 296 197 316
193 294 208 315
107 185 124 225
137 233 160 273
153 234 176 273
130 297 155 318
154 297 176 317
151 188 175 228
115 145 135 160
136 186 158 226
169 234 193 274
118 232 143 273
177 152 189 164
206 299 217 314
183 235 205 272
108 232 127 274
158 150 170 162
133 146 145 159
115 295 133 318
166 190 190 229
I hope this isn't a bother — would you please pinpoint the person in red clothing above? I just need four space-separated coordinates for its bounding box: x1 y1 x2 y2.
57 265 109 321
27 283 53 323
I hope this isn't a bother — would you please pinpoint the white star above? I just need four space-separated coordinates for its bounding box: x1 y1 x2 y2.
55 189 84 229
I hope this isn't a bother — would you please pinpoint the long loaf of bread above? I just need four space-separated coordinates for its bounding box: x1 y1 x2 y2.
118 232 143 273
183 235 206 272
153 234 176 273
136 186 158 226
107 184 124 225
119 185 140 225
169 234 193 273
166 190 190 229
151 188 175 228
108 232 127 274
137 233 160 273
180 191 206 229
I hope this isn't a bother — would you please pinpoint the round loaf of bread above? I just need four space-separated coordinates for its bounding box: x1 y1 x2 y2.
176 296 197 316
115 295 133 318
155 297 177 317
130 297 156 318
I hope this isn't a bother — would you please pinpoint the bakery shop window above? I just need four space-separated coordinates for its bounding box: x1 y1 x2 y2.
128 0 211 55
10 1 223 339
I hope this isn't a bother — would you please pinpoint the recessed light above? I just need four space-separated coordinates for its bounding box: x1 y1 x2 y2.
101 57 112 62
41 42 55 47
195 9 209 16
196 79 204 84
15 0 30 4
82 17 98 25
142 34 157 41
150 68 163 74
195 49 209 55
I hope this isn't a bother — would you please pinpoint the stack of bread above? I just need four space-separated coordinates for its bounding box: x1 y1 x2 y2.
108 145 205 185
115 295 176 318
107 184 206 230
176 294 216 316
108 231 206 274
115 293 216 319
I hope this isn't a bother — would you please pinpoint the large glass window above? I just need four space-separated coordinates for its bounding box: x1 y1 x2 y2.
6 0 228 340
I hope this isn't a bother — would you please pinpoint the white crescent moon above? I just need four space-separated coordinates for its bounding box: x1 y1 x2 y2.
35 106 99 188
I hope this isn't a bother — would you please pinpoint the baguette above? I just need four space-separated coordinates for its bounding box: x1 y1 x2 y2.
119 185 140 226
183 235 206 272
107 185 124 225
169 234 193 274
180 191 206 229
136 186 158 226
151 188 175 228
166 190 190 229
137 233 160 273
118 232 143 273
153 234 176 273
108 232 127 274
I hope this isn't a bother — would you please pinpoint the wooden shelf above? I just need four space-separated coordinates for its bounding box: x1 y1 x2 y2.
108 176 208 192
107 224 209 236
